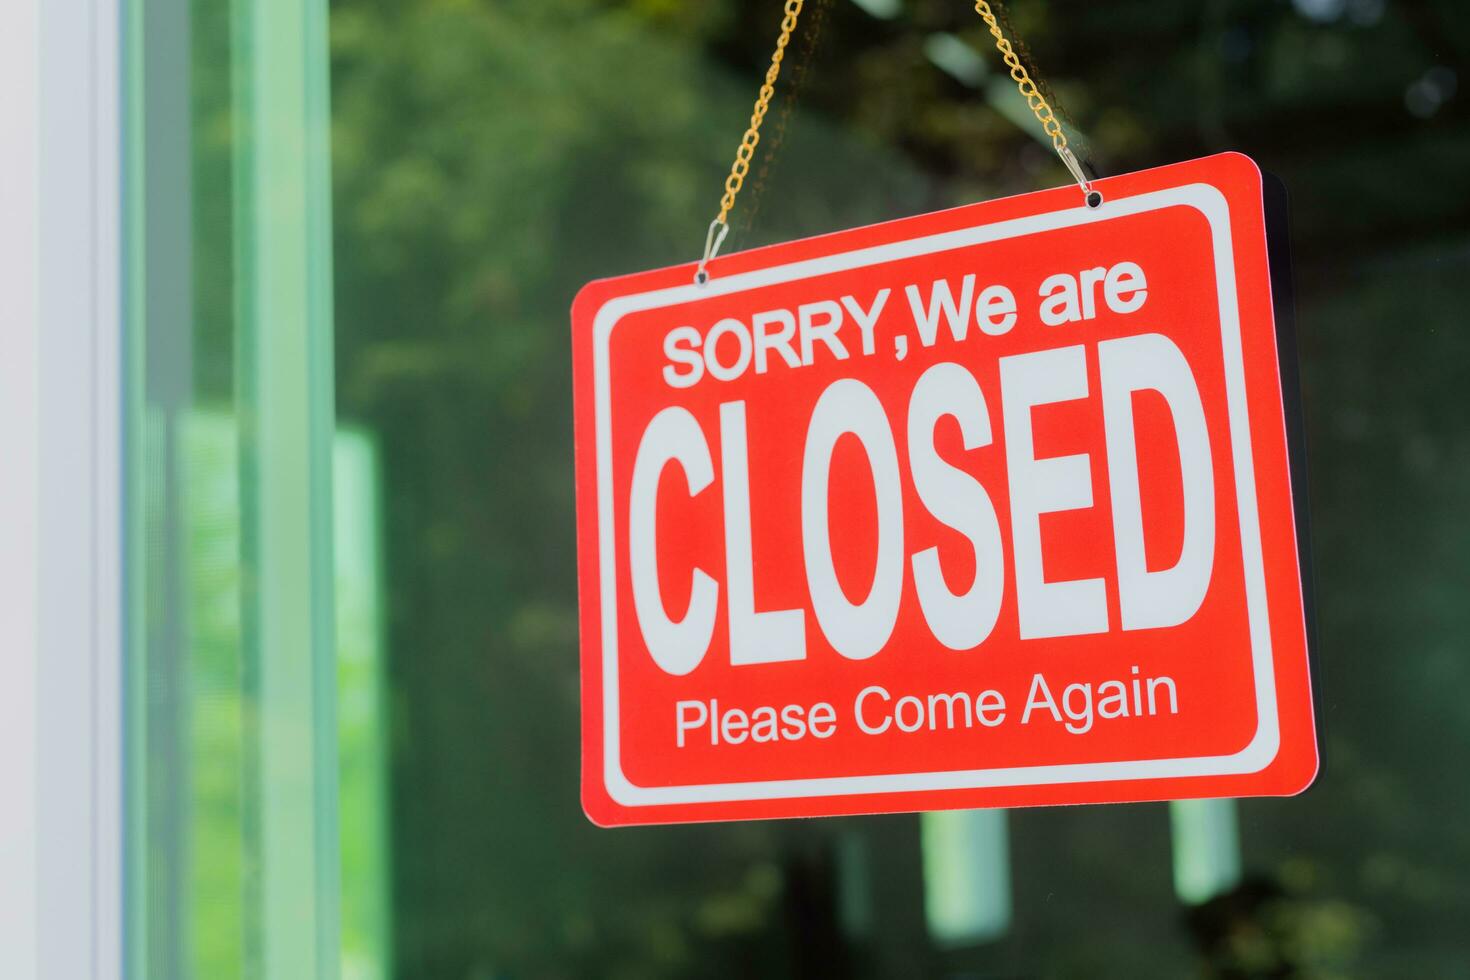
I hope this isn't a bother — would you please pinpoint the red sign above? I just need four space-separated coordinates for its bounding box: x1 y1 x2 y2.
571 152 1318 826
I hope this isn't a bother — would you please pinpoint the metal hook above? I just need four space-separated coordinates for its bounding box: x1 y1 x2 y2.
1058 145 1103 208
694 218 730 286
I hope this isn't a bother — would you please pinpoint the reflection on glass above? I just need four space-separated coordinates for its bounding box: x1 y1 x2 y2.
177 411 390 979
334 430 392 980
920 809 1012 947
183 411 245 978
848 0 901 20
1169 798 1242 905
924 33 987 88
835 829 875 941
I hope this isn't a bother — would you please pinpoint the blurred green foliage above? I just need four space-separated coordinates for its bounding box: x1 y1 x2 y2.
326 0 1470 976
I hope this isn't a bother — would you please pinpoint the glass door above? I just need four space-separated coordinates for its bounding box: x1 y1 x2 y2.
123 0 387 976
119 0 1470 977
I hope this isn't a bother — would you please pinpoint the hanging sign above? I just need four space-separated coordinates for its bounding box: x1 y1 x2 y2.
572 153 1319 826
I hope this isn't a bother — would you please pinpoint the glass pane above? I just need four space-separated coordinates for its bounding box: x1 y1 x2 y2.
126 0 1470 976
326 1 1470 976
124 0 365 975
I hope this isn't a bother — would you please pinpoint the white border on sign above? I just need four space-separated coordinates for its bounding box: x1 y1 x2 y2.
591 183 1280 807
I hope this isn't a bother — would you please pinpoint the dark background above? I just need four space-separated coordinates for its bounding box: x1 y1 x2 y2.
327 0 1470 975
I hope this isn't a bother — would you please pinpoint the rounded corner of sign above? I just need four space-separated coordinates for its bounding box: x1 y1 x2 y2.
1215 151 1269 198
570 278 605 316
572 281 617 332
1212 150 1264 178
581 784 624 828
1281 745 1322 797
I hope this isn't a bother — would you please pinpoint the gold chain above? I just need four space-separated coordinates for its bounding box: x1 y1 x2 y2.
740 0 831 234
972 1 1067 151
715 0 804 228
701 0 1090 282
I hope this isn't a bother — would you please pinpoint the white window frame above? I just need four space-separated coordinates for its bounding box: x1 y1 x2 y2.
0 0 124 976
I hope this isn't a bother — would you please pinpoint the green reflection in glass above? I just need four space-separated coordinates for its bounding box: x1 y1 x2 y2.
920 809 1012 947
232 0 340 972
175 412 388 979
334 430 392 980
125 0 342 971
183 412 246 978
835 829 875 941
1169 798 1242 905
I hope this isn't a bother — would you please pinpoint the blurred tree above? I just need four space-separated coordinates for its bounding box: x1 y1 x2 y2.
329 0 1470 976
